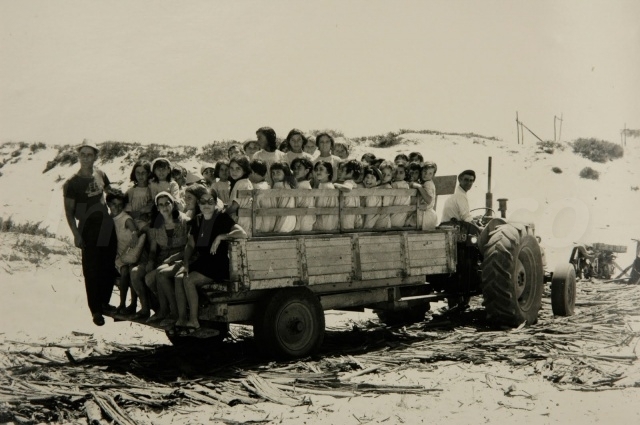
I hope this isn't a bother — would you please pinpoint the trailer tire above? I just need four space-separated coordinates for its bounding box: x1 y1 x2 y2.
551 263 576 316
481 223 544 326
253 288 325 359
376 303 430 326
630 258 640 285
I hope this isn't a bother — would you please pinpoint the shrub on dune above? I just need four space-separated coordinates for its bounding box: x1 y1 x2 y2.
579 167 599 180
572 138 623 163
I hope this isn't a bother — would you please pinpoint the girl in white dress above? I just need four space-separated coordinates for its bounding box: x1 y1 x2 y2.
291 157 316 232
125 160 154 230
313 132 341 183
284 129 314 164
390 163 411 228
270 161 297 233
211 160 231 206
225 156 253 236
362 166 389 229
252 126 286 185
334 159 363 230
312 161 339 231
150 158 184 211
420 162 438 230
249 159 275 234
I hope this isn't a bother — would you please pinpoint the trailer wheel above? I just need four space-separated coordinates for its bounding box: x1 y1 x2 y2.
481 223 544 326
630 258 640 285
253 288 325 359
376 303 430 326
551 263 576 316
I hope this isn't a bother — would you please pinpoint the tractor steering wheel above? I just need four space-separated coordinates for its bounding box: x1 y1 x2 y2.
470 207 495 226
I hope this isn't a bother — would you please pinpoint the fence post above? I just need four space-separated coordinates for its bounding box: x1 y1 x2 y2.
558 113 563 143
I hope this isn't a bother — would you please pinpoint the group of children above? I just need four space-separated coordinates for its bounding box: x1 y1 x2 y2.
186 128 440 235
104 126 440 317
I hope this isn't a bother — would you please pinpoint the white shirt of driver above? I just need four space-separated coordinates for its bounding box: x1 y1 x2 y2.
441 185 472 223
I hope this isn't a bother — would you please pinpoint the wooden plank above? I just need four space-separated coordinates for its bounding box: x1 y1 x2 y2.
239 240 250 291
251 190 257 237
409 233 446 245
243 207 337 217
297 237 308 284
239 209 317 218
338 191 345 232
238 189 339 197
348 188 416 197
246 240 296 251
408 232 446 242
247 278 298 289
306 245 352 257
246 258 300 272
304 237 352 247
400 232 410 277
408 256 448 268
240 188 417 197
359 251 402 264
433 175 458 196
360 242 401 254
351 234 362 280
244 248 298 260
306 253 352 267
359 234 401 246
410 265 451 275
408 239 447 251
307 263 353 275
319 289 389 310
228 245 239 283
341 205 416 214
343 206 412 215
306 275 425 293
361 269 403 280
309 273 353 285
446 231 457 271
361 260 404 272
408 248 449 261
247 273 353 290
248 268 300 280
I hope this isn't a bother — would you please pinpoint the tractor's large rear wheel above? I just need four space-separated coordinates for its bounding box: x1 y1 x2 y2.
481 223 544 326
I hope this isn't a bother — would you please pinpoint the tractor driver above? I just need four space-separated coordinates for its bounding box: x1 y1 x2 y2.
441 169 475 223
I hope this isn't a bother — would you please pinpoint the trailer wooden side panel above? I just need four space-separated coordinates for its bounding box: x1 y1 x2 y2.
228 229 456 292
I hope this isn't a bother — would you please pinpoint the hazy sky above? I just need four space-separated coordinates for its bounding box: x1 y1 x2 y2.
1 0 639 146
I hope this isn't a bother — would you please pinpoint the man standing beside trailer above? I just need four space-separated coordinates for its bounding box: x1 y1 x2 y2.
63 140 117 326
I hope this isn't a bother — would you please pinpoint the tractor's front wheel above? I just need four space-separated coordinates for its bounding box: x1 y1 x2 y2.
551 263 576 316
481 223 544 326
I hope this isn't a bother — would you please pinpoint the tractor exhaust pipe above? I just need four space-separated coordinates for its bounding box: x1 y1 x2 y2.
486 157 493 216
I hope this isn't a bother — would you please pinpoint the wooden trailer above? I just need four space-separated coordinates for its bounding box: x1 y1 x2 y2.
193 175 460 358
112 175 461 358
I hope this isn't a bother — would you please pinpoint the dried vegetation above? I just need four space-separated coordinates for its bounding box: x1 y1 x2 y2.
0 281 638 423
